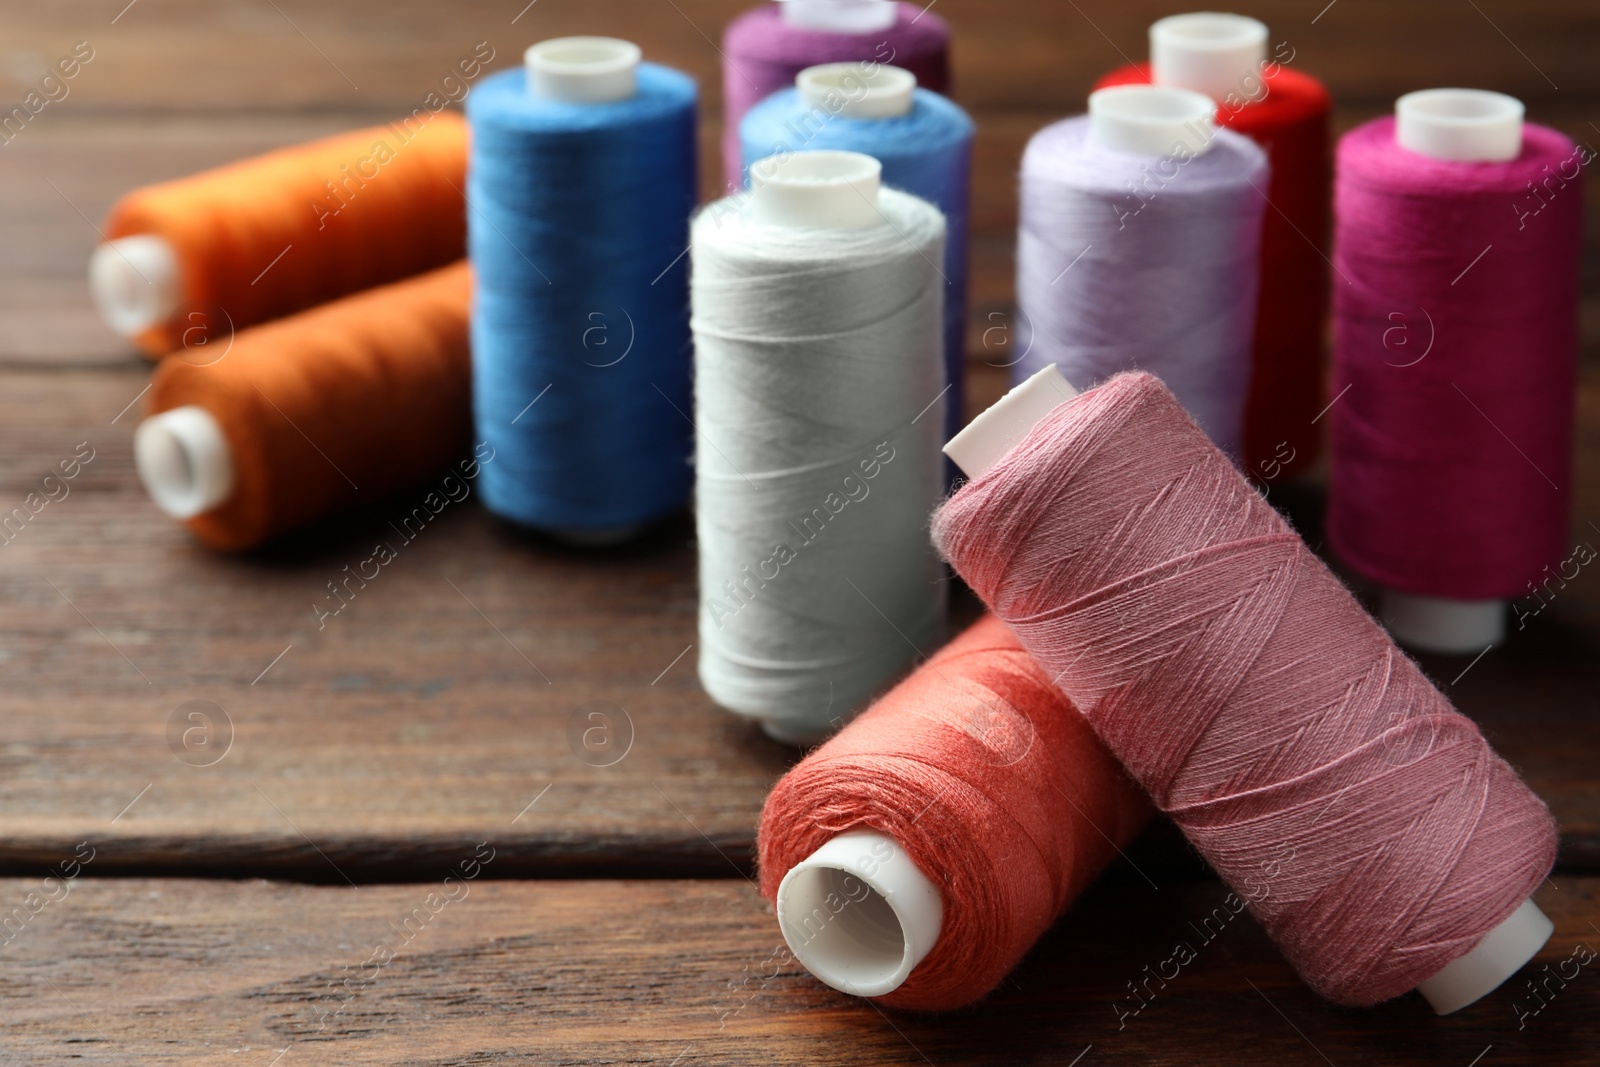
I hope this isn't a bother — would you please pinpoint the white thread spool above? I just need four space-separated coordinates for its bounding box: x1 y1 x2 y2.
1375 88 1525 654
692 149 946 744
779 0 898 33
947 364 1553 1016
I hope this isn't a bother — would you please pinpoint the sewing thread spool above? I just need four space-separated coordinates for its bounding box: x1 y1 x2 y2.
721 0 950 190
1014 85 1267 459
1329 90 1582 654
935 364 1558 1013
93 114 468 357
740 63 974 443
691 149 946 744
136 261 473 551
760 614 1152 1009
1097 13 1331 479
466 38 697 542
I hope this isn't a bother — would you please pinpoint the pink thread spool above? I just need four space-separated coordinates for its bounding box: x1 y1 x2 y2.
937 365 1557 1013
1329 90 1583 653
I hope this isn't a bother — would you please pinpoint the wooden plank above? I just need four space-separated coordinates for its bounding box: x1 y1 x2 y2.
1 874 1595 1065
0 364 1594 877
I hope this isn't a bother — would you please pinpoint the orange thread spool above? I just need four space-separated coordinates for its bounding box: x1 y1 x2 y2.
104 114 467 357
144 261 472 550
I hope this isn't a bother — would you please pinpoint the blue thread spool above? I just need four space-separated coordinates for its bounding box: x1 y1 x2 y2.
467 37 697 541
740 63 972 441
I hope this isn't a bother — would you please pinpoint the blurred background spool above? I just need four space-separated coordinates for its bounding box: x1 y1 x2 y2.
1329 89 1582 655
135 261 472 551
740 62 974 444
93 115 468 358
935 365 1558 1013
759 614 1151 1010
721 0 950 190
1097 12 1331 480
691 149 946 744
466 38 698 543
1013 85 1267 459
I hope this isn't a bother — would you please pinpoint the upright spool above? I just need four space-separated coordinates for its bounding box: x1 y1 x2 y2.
761 615 1151 1009
136 262 473 551
466 38 698 542
740 63 974 442
94 115 468 357
1097 13 1332 480
1329 90 1581 654
936 365 1557 1013
721 1 950 190
691 149 946 743
1013 85 1267 458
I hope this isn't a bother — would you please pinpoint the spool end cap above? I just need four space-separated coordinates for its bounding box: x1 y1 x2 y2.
944 364 1079 479
777 830 944 998
1396 88 1524 163
90 235 181 338
1149 12 1269 102
525 37 641 103
1379 589 1505 654
796 62 916 119
134 405 235 520
1088 84 1218 158
747 149 883 230
1417 898 1553 1014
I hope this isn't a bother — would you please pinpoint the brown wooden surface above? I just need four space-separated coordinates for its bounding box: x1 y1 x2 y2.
1 874 1596 1065
3 1 1599 1063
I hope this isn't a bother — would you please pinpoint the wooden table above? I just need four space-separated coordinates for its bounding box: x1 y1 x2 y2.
1 1 1596 1063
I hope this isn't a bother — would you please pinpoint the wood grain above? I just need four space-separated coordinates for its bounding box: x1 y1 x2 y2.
2 874 1596 1065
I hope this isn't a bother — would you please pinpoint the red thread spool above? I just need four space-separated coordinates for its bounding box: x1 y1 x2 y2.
95 114 467 357
137 262 473 551
759 614 1151 1010
935 367 1557 1012
1097 13 1329 480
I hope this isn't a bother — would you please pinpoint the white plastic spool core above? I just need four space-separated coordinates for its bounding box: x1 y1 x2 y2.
776 830 943 997
797 62 915 119
524 37 641 103
1396 88 1524 163
1380 88 1524 650
780 0 898 34
1380 590 1505 654
1088 85 1218 158
947 364 1552 1014
747 149 883 229
89 234 181 338
1417 898 1553 1014
1149 12 1269 103
134 405 235 520
944 364 1079 479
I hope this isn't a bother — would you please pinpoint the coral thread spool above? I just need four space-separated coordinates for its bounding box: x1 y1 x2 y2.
938 365 1557 1013
1330 90 1582 654
93 115 468 357
721 0 951 190
135 262 472 551
1096 12 1332 480
761 615 1151 1009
